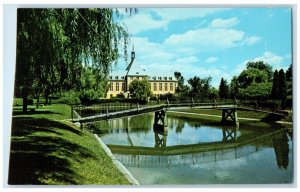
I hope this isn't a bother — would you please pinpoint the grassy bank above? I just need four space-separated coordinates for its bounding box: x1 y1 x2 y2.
9 104 131 185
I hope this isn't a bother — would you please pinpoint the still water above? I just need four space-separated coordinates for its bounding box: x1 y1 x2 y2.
94 112 293 184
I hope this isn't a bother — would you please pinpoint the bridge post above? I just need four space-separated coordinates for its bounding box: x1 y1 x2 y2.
221 108 239 126
154 110 166 127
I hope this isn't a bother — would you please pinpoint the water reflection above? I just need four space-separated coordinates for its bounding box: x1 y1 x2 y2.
272 133 289 170
95 112 292 184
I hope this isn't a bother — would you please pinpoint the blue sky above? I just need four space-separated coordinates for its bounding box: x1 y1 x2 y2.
115 7 292 87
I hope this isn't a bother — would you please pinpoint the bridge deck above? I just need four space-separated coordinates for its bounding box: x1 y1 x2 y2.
73 103 286 123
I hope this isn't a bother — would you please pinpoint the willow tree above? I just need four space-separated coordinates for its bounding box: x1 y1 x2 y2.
15 8 134 112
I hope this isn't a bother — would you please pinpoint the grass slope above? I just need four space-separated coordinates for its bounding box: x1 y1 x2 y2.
8 104 131 185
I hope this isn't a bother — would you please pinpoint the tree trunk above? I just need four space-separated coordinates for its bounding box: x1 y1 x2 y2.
36 95 40 109
22 87 28 113
22 96 28 113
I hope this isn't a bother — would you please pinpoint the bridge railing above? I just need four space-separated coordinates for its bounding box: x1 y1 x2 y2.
72 102 145 120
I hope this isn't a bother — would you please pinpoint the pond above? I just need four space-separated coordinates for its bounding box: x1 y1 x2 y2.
94 112 293 185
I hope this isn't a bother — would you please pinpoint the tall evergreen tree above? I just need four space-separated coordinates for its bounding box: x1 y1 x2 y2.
271 70 280 100
229 76 239 98
278 69 287 109
219 78 229 100
286 64 292 82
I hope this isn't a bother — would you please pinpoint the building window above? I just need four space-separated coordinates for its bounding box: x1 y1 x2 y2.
152 76 156 80
110 82 113 91
148 76 151 79
122 83 125 91
154 83 157 91
115 76 119 79
169 77 172 80
159 83 162 91
158 77 162 80
109 76 112 80
116 82 119 91
121 76 125 79
164 77 167 80
165 83 168 91
170 83 173 91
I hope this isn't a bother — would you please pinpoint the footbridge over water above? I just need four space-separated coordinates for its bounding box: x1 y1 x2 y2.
72 100 287 127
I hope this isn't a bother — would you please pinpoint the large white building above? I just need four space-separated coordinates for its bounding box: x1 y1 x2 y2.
106 48 178 99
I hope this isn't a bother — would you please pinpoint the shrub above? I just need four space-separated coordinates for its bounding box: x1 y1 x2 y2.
57 91 81 105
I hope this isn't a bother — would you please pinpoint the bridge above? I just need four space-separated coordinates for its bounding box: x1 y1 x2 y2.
106 128 288 168
71 100 287 127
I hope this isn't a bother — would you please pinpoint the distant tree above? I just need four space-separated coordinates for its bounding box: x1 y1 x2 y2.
237 61 272 89
188 76 202 96
219 78 230 100
271 70 280 100
286 64 292 82
187 76 211 101
209 87 219 100
246 61 273 80
174 71 185 93
239 82 272 100
229 76 239 99
129 79 151 101
286 64 292 96
278 69 287 109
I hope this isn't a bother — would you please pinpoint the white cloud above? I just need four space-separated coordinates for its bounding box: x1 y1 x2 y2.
164 28 245 53
210 17 239 29
253 51 284 69
152 8 227 22
205 57 218 63
121 8 228 35
122 13 168 35
175 56 199 64
242 36 262 45
233 51 286 75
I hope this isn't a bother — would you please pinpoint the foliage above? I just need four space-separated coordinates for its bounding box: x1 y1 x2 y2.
239 82 272 99
246 61 273 80
57 91 81 105
286 64 292 82
219 78 230 99
128 79 151 100
278 69 287 109
229 76 239 98
271 70 280 100
15 8 133 112
79 67 108 102
174 71 185 93
187 76 212 100
208 87 219 100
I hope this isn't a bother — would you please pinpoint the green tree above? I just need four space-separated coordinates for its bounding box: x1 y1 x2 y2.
286 64 292 82
128 79 151 101
219 78 229 100
246 61 273 80
15 8 133 112
278 69 287 109
174 71 185 94
239 82 272 100
187 76 211 101
237 61 272 89
271 70 280 100
229 76 239 98
188 76 202 96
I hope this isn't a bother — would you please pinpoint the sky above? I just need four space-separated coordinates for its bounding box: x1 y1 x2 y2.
112 7 292 87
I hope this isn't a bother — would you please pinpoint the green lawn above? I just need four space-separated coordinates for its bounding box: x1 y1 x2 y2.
9 104 131 185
